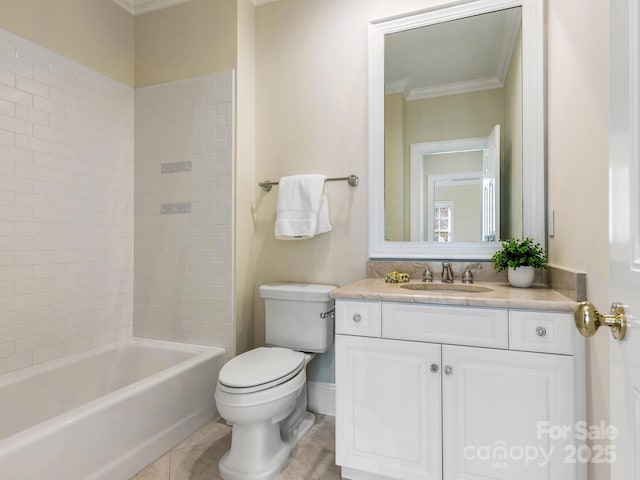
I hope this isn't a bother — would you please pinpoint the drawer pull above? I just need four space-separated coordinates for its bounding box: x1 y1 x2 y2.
536 326 547 337
353 313 362 323
429 363 439 374
444 365 453 376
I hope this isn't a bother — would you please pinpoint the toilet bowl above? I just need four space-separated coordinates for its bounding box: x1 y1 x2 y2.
214 284 335 480
215 348 314 480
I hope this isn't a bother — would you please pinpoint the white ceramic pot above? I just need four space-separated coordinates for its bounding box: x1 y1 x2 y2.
507 266 535 288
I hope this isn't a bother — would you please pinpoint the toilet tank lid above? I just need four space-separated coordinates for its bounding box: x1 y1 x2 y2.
259 283 336 301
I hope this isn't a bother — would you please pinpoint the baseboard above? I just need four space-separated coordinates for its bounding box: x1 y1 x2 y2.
307 381 335 416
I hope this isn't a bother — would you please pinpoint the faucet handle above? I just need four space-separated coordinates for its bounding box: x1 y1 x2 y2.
462 263 483 284
413 263 433 282
441 261 454 283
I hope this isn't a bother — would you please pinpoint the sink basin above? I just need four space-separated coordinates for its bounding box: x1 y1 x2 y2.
400 283 493 293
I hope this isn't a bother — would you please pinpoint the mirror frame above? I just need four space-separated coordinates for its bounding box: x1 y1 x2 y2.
368 0 545 259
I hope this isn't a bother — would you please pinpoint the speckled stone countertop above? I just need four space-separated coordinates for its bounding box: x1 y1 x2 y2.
330 278 578 312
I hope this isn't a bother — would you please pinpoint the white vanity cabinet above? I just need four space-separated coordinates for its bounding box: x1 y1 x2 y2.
336 335 443 480
335 300 585 480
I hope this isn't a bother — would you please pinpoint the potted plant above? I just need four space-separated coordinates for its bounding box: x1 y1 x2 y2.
491 238 547 288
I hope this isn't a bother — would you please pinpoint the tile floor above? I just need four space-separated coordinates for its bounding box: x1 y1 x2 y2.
130 414 340 480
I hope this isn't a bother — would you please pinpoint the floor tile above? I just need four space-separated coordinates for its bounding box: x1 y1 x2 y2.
130 414 338 480
130 452 171 480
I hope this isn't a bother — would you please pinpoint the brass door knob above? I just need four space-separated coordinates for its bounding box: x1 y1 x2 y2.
574 301 627 341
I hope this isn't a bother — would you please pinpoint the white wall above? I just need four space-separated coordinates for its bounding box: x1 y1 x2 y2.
0 27 134 374
133 71 234 359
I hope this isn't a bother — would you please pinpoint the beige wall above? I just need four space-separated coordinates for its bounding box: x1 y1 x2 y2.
235 0 256 356
2 1 610 468
253 0 441 354
435 183 482 242
404 89 505 145
400 89 505 240
426 151 483 242
384 93 405 241
254 0 456 383
503 28 523 239
0 0 238 88
256 1 612 460
135 0 237 87
547 0 609 479
0 0 134 85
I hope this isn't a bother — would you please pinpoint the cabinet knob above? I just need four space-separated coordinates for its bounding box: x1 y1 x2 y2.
352 313 362 323
429 363 439 373
444 365 453 376
536 326 547 337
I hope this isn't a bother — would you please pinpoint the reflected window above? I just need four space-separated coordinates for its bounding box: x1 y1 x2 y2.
434 202 453 242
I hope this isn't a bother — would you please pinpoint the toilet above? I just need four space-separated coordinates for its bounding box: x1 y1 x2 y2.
214 283 336 480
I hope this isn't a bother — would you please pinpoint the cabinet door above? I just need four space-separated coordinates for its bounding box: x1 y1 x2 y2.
336 335 442 480
442 345 575 480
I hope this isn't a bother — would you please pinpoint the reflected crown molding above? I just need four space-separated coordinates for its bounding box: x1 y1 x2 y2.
385 5 521 101
407 76 503 100
113 0 280 14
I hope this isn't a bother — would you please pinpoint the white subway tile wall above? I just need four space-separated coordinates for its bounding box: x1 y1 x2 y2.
0 28 134 374
133 72 234 358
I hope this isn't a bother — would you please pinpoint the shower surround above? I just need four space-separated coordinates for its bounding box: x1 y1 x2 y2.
0 27 134 374
0 27 234 372
133 71 234 359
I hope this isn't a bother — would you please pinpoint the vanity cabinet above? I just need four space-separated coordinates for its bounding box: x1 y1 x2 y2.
335 300 584 480
336 335 442 480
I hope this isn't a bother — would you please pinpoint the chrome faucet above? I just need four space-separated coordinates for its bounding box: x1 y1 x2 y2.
413 263 433 283
462 263 483 284
441 261 454 283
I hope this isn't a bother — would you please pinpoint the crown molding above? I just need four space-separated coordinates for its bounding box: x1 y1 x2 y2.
111 0 193 15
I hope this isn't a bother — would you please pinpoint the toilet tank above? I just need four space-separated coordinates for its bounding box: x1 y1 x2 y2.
260 283 336 353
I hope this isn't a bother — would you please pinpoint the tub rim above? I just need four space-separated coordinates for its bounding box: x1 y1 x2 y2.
0 337 225 455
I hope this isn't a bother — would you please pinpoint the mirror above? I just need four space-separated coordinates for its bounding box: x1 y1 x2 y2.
369 0 545 259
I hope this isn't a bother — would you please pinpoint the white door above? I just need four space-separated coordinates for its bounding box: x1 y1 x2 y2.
441 345 575 480
609 1 640 478
335 335 442 480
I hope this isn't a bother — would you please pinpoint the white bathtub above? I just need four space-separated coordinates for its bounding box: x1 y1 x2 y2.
0 337 225 480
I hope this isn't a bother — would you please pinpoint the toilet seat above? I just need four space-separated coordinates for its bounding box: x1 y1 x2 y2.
218 347 305 394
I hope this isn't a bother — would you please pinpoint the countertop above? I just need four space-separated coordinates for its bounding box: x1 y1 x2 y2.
330 278 578 312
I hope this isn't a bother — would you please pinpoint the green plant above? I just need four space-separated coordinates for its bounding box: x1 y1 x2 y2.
491 238 547 272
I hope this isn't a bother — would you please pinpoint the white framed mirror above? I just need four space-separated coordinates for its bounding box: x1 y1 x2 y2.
368 0 545 259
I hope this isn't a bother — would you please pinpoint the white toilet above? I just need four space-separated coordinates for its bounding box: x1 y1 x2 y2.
214 283 336 480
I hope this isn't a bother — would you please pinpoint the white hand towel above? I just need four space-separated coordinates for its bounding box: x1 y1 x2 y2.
275 174 333 240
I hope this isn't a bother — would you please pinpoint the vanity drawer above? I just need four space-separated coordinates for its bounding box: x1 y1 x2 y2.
509 310 574 355
335 300 382 337
382 303 508 349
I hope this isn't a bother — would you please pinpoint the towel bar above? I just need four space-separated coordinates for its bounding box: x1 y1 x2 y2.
258 174 359 192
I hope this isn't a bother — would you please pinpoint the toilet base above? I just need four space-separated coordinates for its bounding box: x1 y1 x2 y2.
218 411 316 480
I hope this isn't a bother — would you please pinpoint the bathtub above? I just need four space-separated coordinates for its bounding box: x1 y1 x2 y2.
0 337 225 480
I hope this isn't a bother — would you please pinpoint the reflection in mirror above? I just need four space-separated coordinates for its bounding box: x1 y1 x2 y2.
407 125 501 243
369 0 544 259
384 7 522 243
